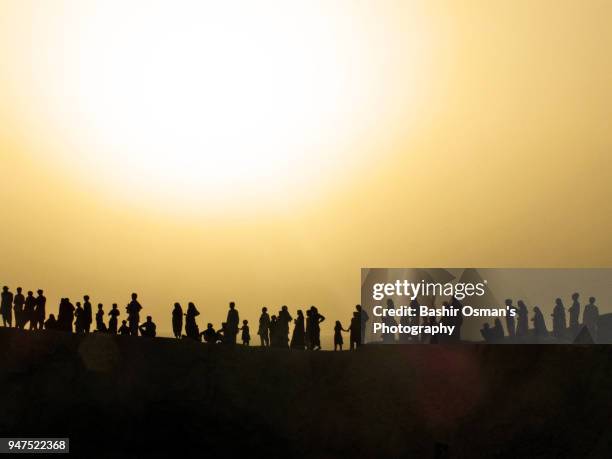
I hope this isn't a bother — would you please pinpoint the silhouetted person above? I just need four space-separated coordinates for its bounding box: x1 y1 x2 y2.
516 300 529 337
504 299 516 338
532 306 548 339
185 302 200 340
492 318 505 342
139 315 156 337
349 311 361 350
278 305 292 348
34 289 46 330
1 286 13 327
57 298 75 332
23 291 36 329
126 293 142 336
334 320 348 351
118 320 130 335
480 322 493 342
583 296 599 341
13 287 25 329
290 309 305 350
108 303 120 334
74 302 85 333
382 299 397 344
44 314 57 330
270 315 279 347
258 307 271 347
226 302 239 345
95 304 107 332
356 304 369 344
83 295 93 333
551 298 566 339
308 306 325 350
216 323 228 344
201 323 217 343
568 292 581 333
240 320 250 346
172 303 183 339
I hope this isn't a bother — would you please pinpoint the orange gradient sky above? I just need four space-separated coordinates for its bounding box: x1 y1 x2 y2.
1 0 610 336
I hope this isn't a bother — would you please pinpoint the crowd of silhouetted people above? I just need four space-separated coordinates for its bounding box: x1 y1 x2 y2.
0 286 374 350
479 293 600 343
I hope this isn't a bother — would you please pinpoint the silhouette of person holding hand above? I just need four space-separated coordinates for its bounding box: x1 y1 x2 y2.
258 307 270 347
139 316 156 337
349 311 361 350
240 320 250 346
356 304 368 344
334 320 348 351
96 304 107 332
108 303 120 334
1 286 13 327
226 302 239 345
172 303 183 339
126 293 142 336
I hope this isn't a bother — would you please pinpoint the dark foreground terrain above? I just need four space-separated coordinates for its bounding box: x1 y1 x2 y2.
1 328 611 458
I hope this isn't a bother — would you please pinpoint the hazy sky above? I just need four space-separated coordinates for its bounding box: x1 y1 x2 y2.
1 1 610 336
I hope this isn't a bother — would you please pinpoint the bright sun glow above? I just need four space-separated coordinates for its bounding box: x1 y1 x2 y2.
15 1 425 211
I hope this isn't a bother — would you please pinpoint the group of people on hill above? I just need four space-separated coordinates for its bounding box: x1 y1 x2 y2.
480 293 600 342
1 285 370 350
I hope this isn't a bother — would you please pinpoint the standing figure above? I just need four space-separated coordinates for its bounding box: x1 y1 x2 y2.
74 302 85 333
226 302 239 345
551 298 566 339
1 286 13 327
258 307 271 347
532 306 548 339
34 289 46 330
95 304 107 332
13 288 25 329
504 299 516 338
240 320 250 346
583 296 599 341
58 298 75 332
278 305 292 348
108 303 120 334
83 295 93 333
334 320 348 351
308 306 325 350
516 300 529 337
349 311 361 350
185 302 200 340
172 303 183 339
568 292 581 333
126 293 142 336
356 304 369 345
290 310 305 350
269 315 278 347
24 291 36 330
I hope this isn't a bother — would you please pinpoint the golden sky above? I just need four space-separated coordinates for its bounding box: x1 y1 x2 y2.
1 1 610 336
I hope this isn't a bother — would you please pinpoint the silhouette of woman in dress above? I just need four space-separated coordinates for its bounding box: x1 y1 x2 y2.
95 304 107 332
185 302 200 340
172 303 183 339
290 310 305 350
334 320 348 351
532 306 548 339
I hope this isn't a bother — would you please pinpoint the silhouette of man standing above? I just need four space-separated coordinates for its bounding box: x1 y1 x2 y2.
568 292 581 333
35 289 46 330
504 299 516 338
13 287 25 329
356 304 369 344
551 298 566 339
258 307 270 347
24 291 36 329
1 286 13 327
126 293 142 336
83 295 93 333
226 302 239 345
108 303 120 334
278 305 292 348
583 296 599 341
